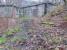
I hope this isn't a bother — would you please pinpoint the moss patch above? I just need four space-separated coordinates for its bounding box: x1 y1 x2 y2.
0 37 6 44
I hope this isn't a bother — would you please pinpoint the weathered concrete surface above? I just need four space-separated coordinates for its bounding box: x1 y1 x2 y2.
0 17 8 33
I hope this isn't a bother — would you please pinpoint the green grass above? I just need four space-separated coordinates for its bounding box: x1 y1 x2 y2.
4 27 21 35
0 37 6 44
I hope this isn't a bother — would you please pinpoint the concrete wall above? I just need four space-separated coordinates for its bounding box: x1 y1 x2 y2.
0 17 19 33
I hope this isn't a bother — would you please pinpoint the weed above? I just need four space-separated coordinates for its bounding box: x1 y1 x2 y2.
0 37 6 44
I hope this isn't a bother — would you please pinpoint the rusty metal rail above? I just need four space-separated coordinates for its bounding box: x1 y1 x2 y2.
0 2 60 17
0 3 56 8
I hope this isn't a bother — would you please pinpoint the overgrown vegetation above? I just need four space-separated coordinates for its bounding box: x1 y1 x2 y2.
0 37 6 44
4 26 21 35
0 0 67 50
41 18 54 28
11 34 27 42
